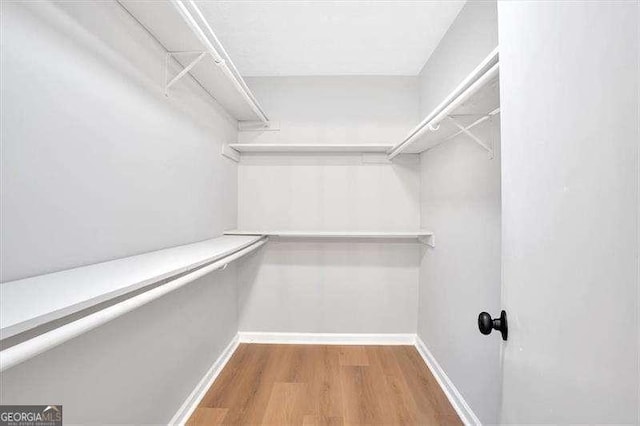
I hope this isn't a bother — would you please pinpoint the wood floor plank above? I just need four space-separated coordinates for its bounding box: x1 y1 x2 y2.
307 345 343 421
276 344 316 384
338 346 369 366
198 343 254 408
229 345 290 424
302 415 317 426
202 344 271 423
340 364 393 425
261 382 308 425
302 414 344 426
366 346 418 425
187 343 461 426
224 344 289 424
395 346 463 425
186 408 227 426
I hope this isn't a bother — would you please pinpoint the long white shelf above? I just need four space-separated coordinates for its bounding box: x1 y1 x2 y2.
388 48 500 159
118 0 267 122
0 235 264 341
225 229 433 239
229 144 394 153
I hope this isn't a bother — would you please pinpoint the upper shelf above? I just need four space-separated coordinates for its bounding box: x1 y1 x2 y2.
388 48 500 159
229 144 393 153
118 0 268 122
0 235 264 341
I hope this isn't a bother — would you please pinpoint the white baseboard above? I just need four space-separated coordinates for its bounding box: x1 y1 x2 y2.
415 336 481 425
238 331 416 345
168 334 240 426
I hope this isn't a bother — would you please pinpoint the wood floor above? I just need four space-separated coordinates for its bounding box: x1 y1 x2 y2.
187 344 462 426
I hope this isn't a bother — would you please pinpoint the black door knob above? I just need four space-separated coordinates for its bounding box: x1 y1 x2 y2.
478 310 508 341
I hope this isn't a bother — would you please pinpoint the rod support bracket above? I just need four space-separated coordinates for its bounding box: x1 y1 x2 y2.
447 116 494 158
418 234 435 248
221 144 240 162
238 121 280 132
164 51 207 95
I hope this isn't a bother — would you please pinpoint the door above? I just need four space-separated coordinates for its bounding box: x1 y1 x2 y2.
497 2 639 423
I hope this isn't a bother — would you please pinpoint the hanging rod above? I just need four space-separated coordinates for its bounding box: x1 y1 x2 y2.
388 63 499 159
388 48 499 159
185 0 267 121
169 0 269 123
0 238 267 372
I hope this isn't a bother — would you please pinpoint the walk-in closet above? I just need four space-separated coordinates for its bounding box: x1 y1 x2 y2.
1 1 639 424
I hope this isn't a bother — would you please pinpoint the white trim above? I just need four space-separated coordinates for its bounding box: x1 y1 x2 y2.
168 334 240 426
415 336 481 425
238 332 416 346
221 144 240 162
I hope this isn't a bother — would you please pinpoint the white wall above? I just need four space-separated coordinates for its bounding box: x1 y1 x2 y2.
416 1 501 424
238 153 420 231
418 1 498 116
0 1 239 423
237 77 421 334
1 0 237 282
242 76 419 145
498 2 639 423
238 240 418 333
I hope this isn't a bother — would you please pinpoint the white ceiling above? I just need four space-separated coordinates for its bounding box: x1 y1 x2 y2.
194 1 466 77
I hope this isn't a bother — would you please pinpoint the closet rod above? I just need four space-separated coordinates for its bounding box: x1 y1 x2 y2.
388 62 499 159
169 0 269 123
184 0 267 120
0 238 267 372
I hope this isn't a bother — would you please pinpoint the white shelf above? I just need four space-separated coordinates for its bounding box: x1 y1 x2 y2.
0 235 263 340
118 0 267 122
399 77 499 154
225 229 433 239
389 48 500 158
228 144 393 153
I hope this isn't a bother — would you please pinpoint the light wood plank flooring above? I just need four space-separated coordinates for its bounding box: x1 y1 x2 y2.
187 344 462 426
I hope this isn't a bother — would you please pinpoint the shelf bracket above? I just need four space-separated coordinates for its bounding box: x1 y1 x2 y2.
164 51 208 96
238 121 280 132
221 144 240 162
418 234 435 248
446 116 494 159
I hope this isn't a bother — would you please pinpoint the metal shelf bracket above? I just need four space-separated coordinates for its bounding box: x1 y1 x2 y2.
418 234 435 248
238 121 280 131
164 51 208 96
221 144 240 163
446 115 494 158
